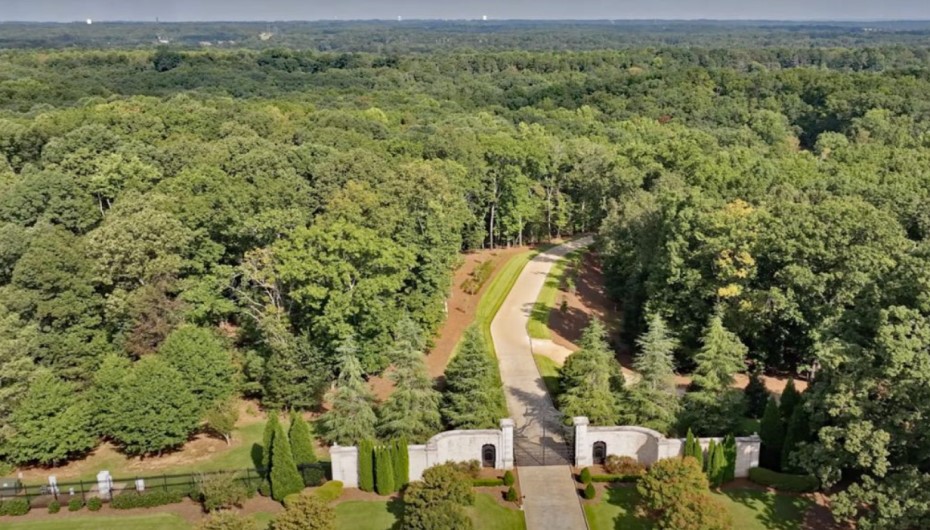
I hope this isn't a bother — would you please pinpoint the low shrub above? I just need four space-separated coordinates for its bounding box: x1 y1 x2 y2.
111 489 185 510
472 478 504 487
48 500 61 514
591 474 639 483
68 498 83 512
579 468 592 484
196 472 248 512
505 486 518 502
0 498 31 516
748 467 819 493
583 483 596 500
449 460 481 479
604 455 645 476
314 481 344 503
87 497 103 511
503 471 515 486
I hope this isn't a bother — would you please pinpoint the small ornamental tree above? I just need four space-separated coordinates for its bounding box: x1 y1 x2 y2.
204 397 239 446
393 438 409 487
779 379 801 421
196 472 248 512
272 494 334 530
402 463 475 530
375 445 396 495
759 397 785 471
638 457 709 520
197 511 261 530
288 412 318 467
270 421 303 502
663 492 733 530
743 368 769 419
358 439 375 492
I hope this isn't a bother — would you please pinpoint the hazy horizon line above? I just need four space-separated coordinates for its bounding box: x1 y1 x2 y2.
2 18 930 24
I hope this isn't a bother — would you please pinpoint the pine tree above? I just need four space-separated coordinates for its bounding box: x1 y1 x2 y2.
270 420 303 502
375 446 395 495
779 378 801 421
691 312 747 393
743 367 769 419
559 319 623 425
320 337 377 445
393 438 409 487
624 314 680 433
378 318 442 442
759 397 785 470
781 398 811 473
443 326 506 429
358 439 375 492
288 412 318 467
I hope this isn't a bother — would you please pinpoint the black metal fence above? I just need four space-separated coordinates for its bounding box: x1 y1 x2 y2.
1 463 329 509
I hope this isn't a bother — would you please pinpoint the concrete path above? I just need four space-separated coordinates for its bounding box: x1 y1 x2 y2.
491 237 593 530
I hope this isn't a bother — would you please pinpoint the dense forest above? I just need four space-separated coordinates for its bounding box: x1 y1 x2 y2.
1 22 929 527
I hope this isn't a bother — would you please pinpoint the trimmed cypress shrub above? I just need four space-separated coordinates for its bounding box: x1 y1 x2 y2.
259 412 280 496
505 486 518 502
722 434 737 483
779 379 801 421
760 397 785 471
579 467 592 484
358 439 375 492
683 429 703 469
704 439 717 476
781 398 811 473
270 420 304 502
393 438 409 487
503 470 515 486
375 446 396 495
583 482 596 500
707 441 727 487
743 368 770 418
288 412 318 467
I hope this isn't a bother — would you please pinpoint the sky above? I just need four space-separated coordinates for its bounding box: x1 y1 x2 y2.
2 0 930 22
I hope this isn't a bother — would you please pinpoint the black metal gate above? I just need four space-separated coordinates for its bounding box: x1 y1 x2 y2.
514 413 574 467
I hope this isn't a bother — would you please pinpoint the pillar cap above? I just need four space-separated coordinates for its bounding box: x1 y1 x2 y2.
500 418 515 428
572 416 589 426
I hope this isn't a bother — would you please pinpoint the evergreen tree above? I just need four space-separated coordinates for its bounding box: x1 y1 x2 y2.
6 370 96 465
623 314 680 433
378 318 442 442
759 397 785 470
691 312 747 393
781 398 811 473
559 320 623 425
683 429 704 470
743 367 769 419
270 420 303 502
393 438 409 487
358 439 375 492
706 441 727 487
705 439 717 473
779 378 801 421
375 446 395 495
320 337 377 445
442 326 505 429
262 412 280 476
722 435 737 483
288 412 318 467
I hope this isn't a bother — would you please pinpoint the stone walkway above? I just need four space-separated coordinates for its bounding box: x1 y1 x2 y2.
490 237 593 530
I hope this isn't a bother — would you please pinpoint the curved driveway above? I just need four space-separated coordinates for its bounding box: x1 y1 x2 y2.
491 236 593 530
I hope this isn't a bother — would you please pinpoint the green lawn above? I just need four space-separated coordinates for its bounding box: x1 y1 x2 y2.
528 249 584 340
333 493 524 530
585 485 812 530
533 354 562 399
0 513 191 530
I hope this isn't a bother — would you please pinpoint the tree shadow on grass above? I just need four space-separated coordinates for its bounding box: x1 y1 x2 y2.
720 488 811 530
387 497 405 530
602 486 653 530
251 443 264 471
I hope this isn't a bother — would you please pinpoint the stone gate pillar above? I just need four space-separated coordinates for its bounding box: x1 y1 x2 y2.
573 417 591 468
500 418 515 470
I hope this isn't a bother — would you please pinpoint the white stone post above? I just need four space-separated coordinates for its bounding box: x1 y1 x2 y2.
734 435 761 478
329 445 360 488
500 418 515 470
573 417 591 468
96 471 112 498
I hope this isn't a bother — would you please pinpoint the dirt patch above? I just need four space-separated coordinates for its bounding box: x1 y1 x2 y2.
337 488 400 503
369 245 536 401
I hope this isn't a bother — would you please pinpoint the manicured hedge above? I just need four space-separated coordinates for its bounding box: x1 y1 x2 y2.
314 481 344 503
110 490 185 509
87 497 103 511
472 478 505 487
748 467 819 492
0 498 30 516
590 474 640 483
68 498 83 511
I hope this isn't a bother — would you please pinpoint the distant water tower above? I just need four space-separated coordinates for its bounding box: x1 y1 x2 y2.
86 18 93 25
482 15 488 21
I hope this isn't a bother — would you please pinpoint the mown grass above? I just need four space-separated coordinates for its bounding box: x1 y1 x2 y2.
533 354 562 399
585 485 812 530
0 513 192 530
527 249 584 340
333 493 524 530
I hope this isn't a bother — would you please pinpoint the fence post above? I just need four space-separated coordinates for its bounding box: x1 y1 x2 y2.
79 479 86 503
163 474 168 494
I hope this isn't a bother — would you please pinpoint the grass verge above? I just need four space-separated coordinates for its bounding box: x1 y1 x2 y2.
527 249 584 340
533 354 562 399
333 493 523 530
0 513 191 530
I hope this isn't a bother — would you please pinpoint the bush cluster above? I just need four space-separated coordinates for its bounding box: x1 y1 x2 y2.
313 481 344 503
583 483 596 500
47 500 61 514
604 455 645 476
579 467 592 484
300 466 326 488
505 486 518 502
503 471 515 486
748 467 819 493
87 497 103 511
67 498 83 511
110 490 185 509
0 498 30 516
